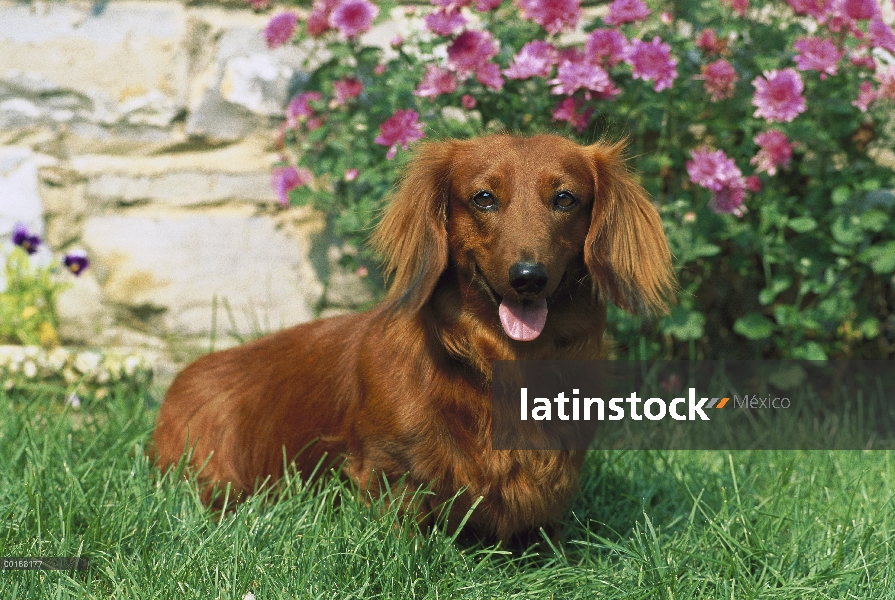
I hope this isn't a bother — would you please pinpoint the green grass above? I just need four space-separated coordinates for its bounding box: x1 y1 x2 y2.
2 386 894 598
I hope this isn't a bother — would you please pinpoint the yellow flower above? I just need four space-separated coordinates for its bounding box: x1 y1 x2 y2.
20 306 38 320
38 322 60 347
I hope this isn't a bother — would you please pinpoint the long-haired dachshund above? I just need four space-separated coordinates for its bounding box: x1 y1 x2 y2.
153 133 674 543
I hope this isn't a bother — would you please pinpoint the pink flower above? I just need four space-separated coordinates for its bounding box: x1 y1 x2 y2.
552 97 593 133
344 169 359 181
272 166 313 206
696 29 724 54
751 129 793 176
686 147 747 214
850 83 881 115
516 0 582 34
265 13 298 48
625 37 678 92
425 8 467 36
698 59 739 101
793 37 843 78
869 18 895 52
660 11 674 24
550 59 619 98
447 30 499 77
329 0 379 39
374 63 386 75
687 147 742 192
840 0 879 20
287 92 323 126
745 175 762 192
246 0 269 9
504 41 558 79
476 0 503 9
752 69 807 123
475 62 504 90
786 0 828 18
414 65 458 99
333 78 364 104
584 29 628 68
375 109 425 160
307 0 338 36
461 94 477 109
725 0 749 16
604 0 651 25
877 65 895 100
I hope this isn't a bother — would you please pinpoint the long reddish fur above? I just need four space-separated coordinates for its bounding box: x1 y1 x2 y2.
153 133 674 542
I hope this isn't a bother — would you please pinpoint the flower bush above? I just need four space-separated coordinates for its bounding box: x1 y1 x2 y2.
2 223 90 347
0 345 153 402
266 0 895 359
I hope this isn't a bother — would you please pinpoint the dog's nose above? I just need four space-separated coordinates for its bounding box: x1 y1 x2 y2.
509 262 548 296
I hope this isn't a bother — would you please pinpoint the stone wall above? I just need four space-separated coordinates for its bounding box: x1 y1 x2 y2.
0 0 373 385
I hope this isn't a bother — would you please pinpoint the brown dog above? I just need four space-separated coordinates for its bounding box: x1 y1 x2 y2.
153 133 674 542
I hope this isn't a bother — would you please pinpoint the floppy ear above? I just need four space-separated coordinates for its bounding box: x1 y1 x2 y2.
370 141 455 313
584 140 676 316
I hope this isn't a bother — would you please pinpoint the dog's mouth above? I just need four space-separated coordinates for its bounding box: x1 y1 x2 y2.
476 265 549 342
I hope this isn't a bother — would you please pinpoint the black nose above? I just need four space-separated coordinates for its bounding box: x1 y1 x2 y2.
509 261 548 296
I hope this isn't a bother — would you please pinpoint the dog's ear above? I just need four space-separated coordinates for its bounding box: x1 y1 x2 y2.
584 140 676 316
371 140 455 313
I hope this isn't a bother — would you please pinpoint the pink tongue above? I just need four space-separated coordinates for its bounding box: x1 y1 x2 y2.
499 298 548 342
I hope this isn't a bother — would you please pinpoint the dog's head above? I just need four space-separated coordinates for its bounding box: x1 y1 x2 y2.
372 133 674 341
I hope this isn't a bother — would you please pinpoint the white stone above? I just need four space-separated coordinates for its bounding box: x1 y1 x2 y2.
81 206 325 337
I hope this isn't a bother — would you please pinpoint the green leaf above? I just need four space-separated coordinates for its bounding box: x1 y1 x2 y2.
661 306 706 341
831 215 864 246
791 342 828 360
787 217 817 233
759 275 792 305
734 313 775 340
859 241 895 274
859 209 889 233
859 318 880 339
831 186 851 206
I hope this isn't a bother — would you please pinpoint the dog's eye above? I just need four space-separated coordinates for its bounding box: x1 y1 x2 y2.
471 191 498 211
553 191 578 210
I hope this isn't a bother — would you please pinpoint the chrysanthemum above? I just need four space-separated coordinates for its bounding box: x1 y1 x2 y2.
461 94 477 109
752 69 806 122
686 147 747 214
853 81 878 111
751 129 793 176
696 29 725 54
504 41 557 80
625 37 678 92
475 0 502 10
877 65 895 101
375 109 425 160
271 166 313 206
329 0 379 39
515 0 582 34
549 60 618 98
604 0 651 25
286 92 323 126
793 37 843 78
264 13 298 48
584 29 627 67
869 18 895 52
307 0 340 36
425 8 467 36
699 59 738 101
447 30 499 77
414 65 458 99
552 97 593 132
786 0 828 18
475 63 504 91
840 0 879 20
333 78 363 104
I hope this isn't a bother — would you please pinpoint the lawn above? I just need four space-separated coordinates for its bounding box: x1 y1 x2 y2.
2 385 894 598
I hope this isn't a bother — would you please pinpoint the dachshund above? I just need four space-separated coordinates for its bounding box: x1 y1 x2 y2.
152 133 674 543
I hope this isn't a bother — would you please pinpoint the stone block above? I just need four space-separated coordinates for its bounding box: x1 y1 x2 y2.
81 205 325 337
